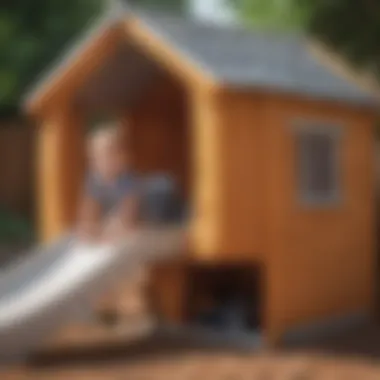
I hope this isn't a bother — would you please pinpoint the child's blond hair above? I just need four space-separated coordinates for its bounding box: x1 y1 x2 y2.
87 122 126 152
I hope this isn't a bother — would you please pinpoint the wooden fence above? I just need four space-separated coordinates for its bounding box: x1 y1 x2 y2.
0 120 35 218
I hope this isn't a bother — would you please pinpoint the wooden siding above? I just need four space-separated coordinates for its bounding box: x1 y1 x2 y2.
190 87 223 259
38 107 85 242
189 88 376 342
190 90 269 261
32 35 377 344
26 23 123 116
263 95 376 342
126 76 190 198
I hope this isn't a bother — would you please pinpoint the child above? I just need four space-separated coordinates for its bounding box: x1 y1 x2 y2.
76 123 142 327
77 123 140 243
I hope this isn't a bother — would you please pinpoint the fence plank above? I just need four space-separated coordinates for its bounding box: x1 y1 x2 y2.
0 121 35 217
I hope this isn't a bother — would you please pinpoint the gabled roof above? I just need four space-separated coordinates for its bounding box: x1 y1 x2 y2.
134 9 374 105
24 2 376 114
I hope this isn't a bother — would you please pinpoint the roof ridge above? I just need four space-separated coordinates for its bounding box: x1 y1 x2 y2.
132 10 374 105
112 0 307 46
130 7 305 41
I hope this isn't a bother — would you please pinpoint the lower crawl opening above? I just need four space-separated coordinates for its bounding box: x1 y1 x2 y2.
187 264 262 334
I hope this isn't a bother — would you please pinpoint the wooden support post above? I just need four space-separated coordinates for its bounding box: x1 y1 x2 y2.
149 262 187 324
37 105 85 243
190 88 224 259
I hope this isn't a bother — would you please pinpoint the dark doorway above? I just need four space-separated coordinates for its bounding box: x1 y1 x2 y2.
186 263 262 333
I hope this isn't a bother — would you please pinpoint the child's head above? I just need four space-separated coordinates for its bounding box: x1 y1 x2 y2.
87 123 129 180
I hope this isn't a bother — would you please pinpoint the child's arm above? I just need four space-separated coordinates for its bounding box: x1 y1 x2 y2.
77 194 102 242
102 194 140 241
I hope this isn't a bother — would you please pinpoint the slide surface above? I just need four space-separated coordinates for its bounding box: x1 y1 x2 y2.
0 227 185 361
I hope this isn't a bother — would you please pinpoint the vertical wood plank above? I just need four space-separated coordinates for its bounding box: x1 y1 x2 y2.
190 88 223 259
149 262 187 323
37 105 85 242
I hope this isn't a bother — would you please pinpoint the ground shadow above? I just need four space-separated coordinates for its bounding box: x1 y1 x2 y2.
283 325 380 362
28 331 248 369
27 325 380 370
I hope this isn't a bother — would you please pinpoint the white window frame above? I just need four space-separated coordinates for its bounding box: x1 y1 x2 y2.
292 120 343 206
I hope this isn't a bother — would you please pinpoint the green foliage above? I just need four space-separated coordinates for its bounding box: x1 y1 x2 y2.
131 0 184 11
2 0 379 110
236 0 380 84
237 0 306 30
0 0 186 109
297 0 380 79
0 0 104 107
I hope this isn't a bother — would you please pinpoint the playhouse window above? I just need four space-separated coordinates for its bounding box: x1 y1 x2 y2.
295 123 341 204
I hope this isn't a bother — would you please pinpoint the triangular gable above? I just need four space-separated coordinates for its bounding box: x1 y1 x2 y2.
24 13 121 115
24 9 217 116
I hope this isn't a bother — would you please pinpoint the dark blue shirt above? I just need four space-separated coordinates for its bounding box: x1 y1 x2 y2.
85 172 139 217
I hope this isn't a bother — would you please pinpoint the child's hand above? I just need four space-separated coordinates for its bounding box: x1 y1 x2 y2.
101 216 135 242
77 195 102 243
77 222 101 243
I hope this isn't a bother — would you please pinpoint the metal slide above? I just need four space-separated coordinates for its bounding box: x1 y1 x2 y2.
0 226 185 362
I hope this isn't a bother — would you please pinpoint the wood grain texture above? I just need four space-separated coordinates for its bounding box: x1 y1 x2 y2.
263 94 376 343
37 105 85 242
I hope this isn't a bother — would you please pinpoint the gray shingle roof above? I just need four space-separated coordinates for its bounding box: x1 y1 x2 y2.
130 9 375 106
24 2 376 110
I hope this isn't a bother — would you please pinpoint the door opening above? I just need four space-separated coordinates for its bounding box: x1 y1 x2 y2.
186 263 262 334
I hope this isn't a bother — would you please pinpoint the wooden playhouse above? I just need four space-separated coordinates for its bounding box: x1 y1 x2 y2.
24 3 378 345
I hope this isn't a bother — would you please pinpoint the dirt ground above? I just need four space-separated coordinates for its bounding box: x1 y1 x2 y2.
1 265 380 379
2 311 380 379
3 330 380 380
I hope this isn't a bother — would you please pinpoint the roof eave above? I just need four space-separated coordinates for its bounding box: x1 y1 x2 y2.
23 11 221 117
23 11 123 117
223 80 378 111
